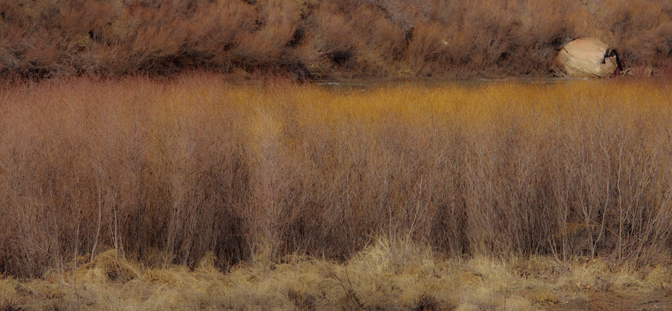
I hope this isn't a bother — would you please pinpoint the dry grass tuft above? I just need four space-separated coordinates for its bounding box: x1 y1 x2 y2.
7 238 672 309
77 250 141 284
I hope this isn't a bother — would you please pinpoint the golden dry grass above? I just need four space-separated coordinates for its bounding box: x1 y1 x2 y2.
2 238 672 310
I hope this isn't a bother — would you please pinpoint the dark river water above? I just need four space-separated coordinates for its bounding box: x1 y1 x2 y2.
316 77 604 91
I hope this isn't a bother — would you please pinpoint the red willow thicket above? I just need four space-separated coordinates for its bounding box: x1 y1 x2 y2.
0 0 671 79
1 75 672 278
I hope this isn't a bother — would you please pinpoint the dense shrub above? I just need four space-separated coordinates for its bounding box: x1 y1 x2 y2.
0 0 670 78
1 75 671 277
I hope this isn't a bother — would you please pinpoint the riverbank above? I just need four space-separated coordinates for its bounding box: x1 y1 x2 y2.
1 0 671 80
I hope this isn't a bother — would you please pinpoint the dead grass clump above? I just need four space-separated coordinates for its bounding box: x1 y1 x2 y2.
348 237 436 276
78 249 140 284
3 242 672 309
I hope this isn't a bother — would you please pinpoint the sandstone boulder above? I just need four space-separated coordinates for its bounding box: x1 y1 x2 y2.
557 38 619 78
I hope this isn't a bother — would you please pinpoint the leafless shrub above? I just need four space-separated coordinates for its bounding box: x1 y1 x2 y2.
1 71 672 279
1 0 670 78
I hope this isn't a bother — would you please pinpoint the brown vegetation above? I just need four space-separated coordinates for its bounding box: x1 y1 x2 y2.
3 239 672 310
1 74 672 282
0 0 671 79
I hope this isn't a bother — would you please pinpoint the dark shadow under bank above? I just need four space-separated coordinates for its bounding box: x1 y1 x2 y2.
313 76 657 92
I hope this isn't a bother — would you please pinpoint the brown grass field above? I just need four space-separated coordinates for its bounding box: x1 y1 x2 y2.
1 73 672 309
1 0 672 79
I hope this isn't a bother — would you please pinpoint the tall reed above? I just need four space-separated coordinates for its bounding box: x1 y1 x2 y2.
1 74 671 277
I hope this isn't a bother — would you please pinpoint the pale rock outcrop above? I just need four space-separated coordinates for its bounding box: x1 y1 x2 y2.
557 38 619 78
